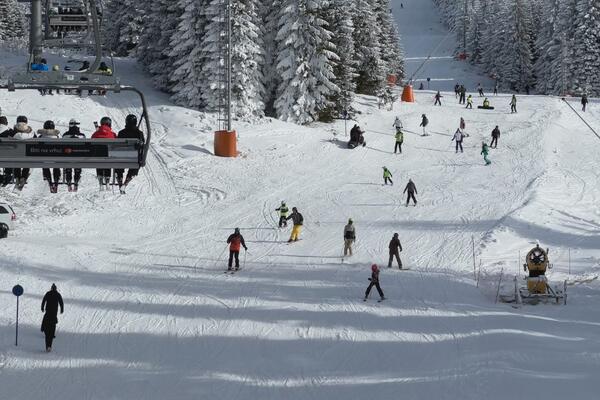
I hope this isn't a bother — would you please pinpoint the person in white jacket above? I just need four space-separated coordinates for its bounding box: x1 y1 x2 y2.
452 128 465 153
37 120 62 193
392 116 403 133
12 116 35 188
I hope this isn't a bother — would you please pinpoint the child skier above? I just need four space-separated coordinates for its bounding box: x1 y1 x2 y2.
364 264 385 301
481 142 491 165
383 167 393 185
275 201 289 228
466 95 473 109
419 114 429 136
393 116 403 132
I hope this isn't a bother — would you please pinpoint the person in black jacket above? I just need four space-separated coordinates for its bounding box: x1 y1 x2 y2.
0 116 15 186
490 126 500 148
403 179 417 206
582 94 588 112
62 119 86 191
364 264 385 301
226 228 247 271
286 207 304 242
115 114 145 194
388 233 403 268
41 283 64 352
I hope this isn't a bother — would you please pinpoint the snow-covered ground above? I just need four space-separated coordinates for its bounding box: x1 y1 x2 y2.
393 0 494 92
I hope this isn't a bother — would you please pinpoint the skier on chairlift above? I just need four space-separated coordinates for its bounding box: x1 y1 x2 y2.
115 114 144 194
91 116 117 190
12 116 34 191
62 119 85 192
37 120 62 193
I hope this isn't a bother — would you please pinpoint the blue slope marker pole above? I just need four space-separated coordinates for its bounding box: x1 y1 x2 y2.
13 285 24 346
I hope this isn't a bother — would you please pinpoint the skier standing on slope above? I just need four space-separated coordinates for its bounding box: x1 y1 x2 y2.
115 114 145 194
460 117 466 131
454 84 460 98
393 116 403 132
510 95 517 113
41 283 64 352
493 83 498 95
364 264 385 301
91 117 117 190
490 126 500 148
459 85 466 104
275 201 289 228
226 228 247 271
343 219 355 256
419 114 429 136
477 83 484 97
286 207 304 242
403 179 418 206
481 142 491 165
388 233 403 269
452 128 465 153
581 94 588 112
37 120 62 193
62 119 85 192
434 91 442 106
383 167 393 185
466 95 473 109
394 128 404 154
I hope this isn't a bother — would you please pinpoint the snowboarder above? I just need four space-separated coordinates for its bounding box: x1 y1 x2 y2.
343 218 355 256
62 119 85 192
434 91 442 106
490 126 500 148
452 128 465 153
393 116 403 133
477 83 484 97
419 114 429 136
383 167 393 185
388 233 403 269
37 120 62 193
459 85 466 104
286 207 304 242
41 283 64 352
581 94 588 112
226 228 247 271
115 114 144 194
510 95 517 113
91 117 117 190
481 142 491 165
394 129 404 154
466 95 473 109
12 116 34 190
364 264 385 301
403 179 417 206
481 98 492 109
459 117 466 131
275 201 289 228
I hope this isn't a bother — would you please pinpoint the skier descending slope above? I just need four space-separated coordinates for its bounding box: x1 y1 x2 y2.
403 179 418 206
510 95 518 113
481 142 491 165
226 228 247 271
343 219 355 257
116 114 145 194
434 91 442 106
393 116 403 132
419 114 429 136
388 233 403 269
364 264 385 302
275 201 289 228
452 128 465 153
286 207 304 242
41 283 64 352
490 126 500 148
394 128 404 154
62 119 85 192
383 167 393 185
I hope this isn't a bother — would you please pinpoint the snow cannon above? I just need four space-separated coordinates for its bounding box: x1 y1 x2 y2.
401 85 415 103
214 130 238 157
524 245 549 294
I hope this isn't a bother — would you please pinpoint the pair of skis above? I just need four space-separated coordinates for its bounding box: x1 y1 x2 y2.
224 268 241 275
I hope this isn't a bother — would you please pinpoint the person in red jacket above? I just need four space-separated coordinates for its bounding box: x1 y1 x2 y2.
91 116 117 189
226 228 248 271
364 264 385 301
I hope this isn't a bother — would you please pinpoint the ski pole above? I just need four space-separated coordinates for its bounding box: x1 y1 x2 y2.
243 249 247 269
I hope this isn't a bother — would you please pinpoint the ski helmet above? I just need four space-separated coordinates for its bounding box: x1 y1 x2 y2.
16 115 27 124
348 218 353 224
292 207 297 212
234 227 240 233
0 116 7 126
52 65 60 71
51 283 57 290
100 116 112 127
371 264 378 272
69 119 80 126
125 114 137 128
43 120 55 130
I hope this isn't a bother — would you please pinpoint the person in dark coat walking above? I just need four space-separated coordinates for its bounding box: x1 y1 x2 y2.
226 228 247 270
403 179 417 206
490 126 500 148
419 114 429 136
364 264 385 301
582 94 588 112
41 283 64 352
115 114 145 194
388 233 403 269
459 85 466 104
434 91 442 106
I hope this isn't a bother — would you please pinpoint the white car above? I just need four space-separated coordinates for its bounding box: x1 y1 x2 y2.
0 202 16 233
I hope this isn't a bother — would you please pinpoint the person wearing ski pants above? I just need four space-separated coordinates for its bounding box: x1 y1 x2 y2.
227 228 247 270
394 130 404 154
344 219 355 256
365 264 385 300
383 167 393 185
481 142 491 165
41 284 64 352
510 95 517 113
403 179 417 206
452 129 465 153
388 233 403 268
490 126 500 148
275 201 289 228
286 207 304 242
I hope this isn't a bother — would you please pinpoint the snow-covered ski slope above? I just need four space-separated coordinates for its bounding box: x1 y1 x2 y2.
1 46 600 398
393 0 494 91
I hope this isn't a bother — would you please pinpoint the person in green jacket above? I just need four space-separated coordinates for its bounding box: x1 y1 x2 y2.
394 130 404 154
481 142 491 165
275 201 289 228
466 95 473 109
383 167 393 185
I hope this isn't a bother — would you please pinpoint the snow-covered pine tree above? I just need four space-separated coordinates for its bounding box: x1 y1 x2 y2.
0 0 25 42
533 0 562 94
103 0 145 56
353 0 386 95
201 0 266 118
169 0 208 109
261 0 282 117
274 0 339 124
570 0 600 95
137 0 183 92
375 0 405 81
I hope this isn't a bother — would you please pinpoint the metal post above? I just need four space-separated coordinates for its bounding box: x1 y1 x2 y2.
226 0 232 132
568 248 571 276
30 0 44 62
472 235 476 281
463 0 468 55
15 296 19 346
